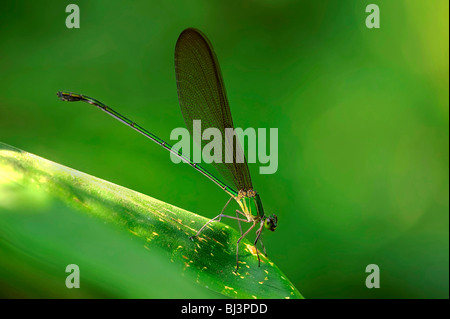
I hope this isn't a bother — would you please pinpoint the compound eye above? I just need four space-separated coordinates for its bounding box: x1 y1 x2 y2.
264 216 277 231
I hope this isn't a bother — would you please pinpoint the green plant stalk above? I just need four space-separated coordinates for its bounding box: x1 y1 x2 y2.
0 142 303 299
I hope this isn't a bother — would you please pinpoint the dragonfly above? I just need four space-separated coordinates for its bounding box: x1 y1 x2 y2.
57 28 277 272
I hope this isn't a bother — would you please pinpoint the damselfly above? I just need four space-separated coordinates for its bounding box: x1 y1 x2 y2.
57 28 277 272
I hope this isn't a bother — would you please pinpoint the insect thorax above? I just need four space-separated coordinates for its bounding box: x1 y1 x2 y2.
235 188 266 222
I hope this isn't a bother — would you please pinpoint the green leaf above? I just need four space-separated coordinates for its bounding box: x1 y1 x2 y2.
0 142 303 299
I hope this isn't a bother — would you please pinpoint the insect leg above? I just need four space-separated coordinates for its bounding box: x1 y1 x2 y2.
235 221 257 272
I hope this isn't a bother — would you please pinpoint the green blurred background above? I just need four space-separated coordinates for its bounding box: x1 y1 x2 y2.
0 0 448 298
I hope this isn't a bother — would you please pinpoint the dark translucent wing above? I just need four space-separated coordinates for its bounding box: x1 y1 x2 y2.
174 28 252 192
